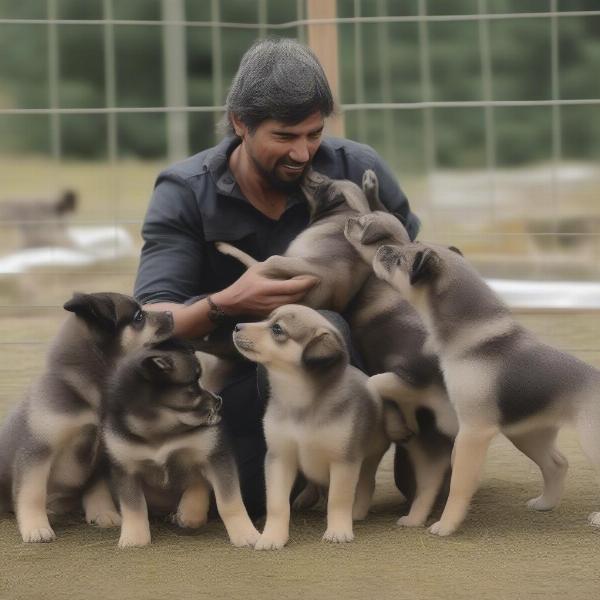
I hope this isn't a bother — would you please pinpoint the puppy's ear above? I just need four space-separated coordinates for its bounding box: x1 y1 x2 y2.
140 354 175 381
360 220 387 245
410 249 440 286
63 292 118 331
301 329 346 371
448 245 463 256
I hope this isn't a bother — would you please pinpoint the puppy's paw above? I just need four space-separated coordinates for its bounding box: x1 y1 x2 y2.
322 528 354 543
428 520 456 537
21 526 56 543
396 515 425 528
171 509 207 529
526 496 557 511
118 528 151 548
87 510 122 528
228 524 260 548
362 169 379 196
588 512 600 527
254 532 287 550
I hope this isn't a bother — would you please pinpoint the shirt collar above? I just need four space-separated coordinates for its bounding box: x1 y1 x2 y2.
200 136 310 242
206 135 310 207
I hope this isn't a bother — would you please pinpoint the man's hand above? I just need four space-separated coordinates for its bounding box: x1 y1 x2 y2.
212 263 319 318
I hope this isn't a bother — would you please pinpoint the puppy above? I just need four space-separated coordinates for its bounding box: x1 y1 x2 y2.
344 176 457 526
216 169 385 314
102 339 260 548
0 292 173 542
372 241 600 536
233 304 389 549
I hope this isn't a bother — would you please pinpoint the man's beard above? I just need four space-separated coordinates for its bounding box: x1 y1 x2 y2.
249 153 310 193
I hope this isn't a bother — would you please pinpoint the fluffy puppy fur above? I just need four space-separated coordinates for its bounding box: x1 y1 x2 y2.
0 292 173 542
233 304 389 549
372 241 600 536
102 340 259 548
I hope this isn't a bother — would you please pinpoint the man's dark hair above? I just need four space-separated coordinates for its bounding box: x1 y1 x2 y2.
221 37 335 136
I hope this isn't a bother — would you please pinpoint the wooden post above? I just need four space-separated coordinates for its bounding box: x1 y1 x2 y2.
306 0 345 137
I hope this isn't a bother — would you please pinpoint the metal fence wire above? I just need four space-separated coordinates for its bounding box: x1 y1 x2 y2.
0 0 599 309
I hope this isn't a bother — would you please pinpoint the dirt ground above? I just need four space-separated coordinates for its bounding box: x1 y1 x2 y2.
0 433 598 600
1 310 600 599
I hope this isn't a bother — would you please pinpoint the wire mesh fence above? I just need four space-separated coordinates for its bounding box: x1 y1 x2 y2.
0 0 599 319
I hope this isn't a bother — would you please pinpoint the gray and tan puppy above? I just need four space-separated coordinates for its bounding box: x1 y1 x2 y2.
102 339 259 548
344 174 457 527
0 292 174 542
233 304 389 549
372 241 600 536
217 169 384 314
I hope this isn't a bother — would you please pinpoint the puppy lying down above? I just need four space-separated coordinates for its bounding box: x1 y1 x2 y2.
233 304 390 549
372 240 600 536
103 339 259 548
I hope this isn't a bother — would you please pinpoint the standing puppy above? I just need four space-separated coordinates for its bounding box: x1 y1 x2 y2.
0 292 173 542
372 241 600 536
103 340 259 548
233 304 389 549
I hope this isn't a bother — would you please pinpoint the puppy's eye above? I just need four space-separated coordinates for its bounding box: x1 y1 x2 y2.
271 323 285 337
133 310 145 323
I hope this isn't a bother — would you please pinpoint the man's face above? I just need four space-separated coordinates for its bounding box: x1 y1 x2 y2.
235 112 325 191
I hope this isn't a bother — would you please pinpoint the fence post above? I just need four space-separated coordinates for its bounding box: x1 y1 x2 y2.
306 0 345 137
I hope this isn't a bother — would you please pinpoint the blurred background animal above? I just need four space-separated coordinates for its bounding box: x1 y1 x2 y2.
0 189 77 249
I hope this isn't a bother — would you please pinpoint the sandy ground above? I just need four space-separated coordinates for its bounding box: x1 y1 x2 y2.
0 434 599 600
1 310 600 599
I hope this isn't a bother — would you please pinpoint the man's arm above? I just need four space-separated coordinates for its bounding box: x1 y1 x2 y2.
136 175 317 339
144 268 318 338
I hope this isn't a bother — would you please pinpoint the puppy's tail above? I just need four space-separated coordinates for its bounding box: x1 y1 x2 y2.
215 242 257 268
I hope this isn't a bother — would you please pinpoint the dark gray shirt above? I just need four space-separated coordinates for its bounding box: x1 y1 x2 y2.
134 135 420 305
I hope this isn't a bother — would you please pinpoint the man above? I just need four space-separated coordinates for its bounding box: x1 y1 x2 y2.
134 38 420 517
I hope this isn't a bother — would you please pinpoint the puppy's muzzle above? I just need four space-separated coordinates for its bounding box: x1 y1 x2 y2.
232 323 255 352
